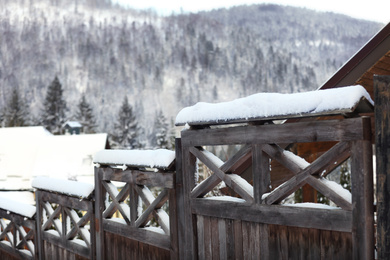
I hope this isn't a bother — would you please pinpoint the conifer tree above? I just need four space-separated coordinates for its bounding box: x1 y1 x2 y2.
151 110 170 149
75 94 97 133
40 76 67 134
3 87 29 127
110 96 142 149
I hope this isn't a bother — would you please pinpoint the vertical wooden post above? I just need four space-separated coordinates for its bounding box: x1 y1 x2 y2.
351 117 374 259
169 175 179 260
252 144 270 204
375 75 390 259
94 167 105 260
176 138 197 259
253 144 270 259
35 190 44 260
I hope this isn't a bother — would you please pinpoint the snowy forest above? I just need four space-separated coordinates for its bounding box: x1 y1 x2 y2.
0 0 383 148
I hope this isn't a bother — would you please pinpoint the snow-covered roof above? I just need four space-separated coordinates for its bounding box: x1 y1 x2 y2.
64 121 82 128
32 176 94 198
93 149 175 170
0 127 107 190
175 85 374 126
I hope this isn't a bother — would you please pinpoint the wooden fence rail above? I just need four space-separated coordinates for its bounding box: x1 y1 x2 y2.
0 208 37 260
0 116 376 259
178 116 374 259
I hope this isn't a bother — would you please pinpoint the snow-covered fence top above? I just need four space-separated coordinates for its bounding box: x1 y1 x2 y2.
175 85 374 126
0 195 36 218
32 176 94 198
93 149 176 170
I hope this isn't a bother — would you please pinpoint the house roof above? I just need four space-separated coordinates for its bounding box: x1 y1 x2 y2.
320 22 390 97
0 127 108 190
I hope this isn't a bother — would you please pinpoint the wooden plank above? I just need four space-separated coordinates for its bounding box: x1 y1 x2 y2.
220 144 252 174
197 216 205 260
190 146 254 202
102 219 171 250
191 199 352 232
233 220 243 260
218 219 227 260
178 141 197 259
253 144 271 204
210 217 220 259
308 228 320 260
169 187 179 260
39 190 91 211
203 216 212 260
191 173 221 198
242 221 250 259
181 117 366 146
94 167 105 260
259 224 269 259
264 141 351 205
351 131 374 259
305 176 352 210
101 168 174 188
225 218 235 260
374 75 390 259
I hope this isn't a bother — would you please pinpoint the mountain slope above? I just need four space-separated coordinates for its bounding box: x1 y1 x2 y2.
0 1 382 144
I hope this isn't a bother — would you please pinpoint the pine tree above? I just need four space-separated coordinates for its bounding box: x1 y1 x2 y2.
75 94 97 133
151 110 170 149
40 76 67 135
3 87 29 127
110 96 142 149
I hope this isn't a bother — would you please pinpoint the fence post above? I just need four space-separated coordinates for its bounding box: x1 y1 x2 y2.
375 75 390 259
351 117 374 259
176 138 197 259
35 190 44 260
95 167 105 260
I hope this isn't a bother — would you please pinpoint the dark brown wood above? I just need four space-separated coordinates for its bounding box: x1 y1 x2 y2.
94 167 105 260
305 176 352 210
181 117 366 146
375 75 390 260
103 219 170 250
264 141 351 205
169 187 179 260
101 167 174 188
351 125 374 259
253 144 270 204
220 144 252 174
191 199 352 232
233 220 243 260
189 146 254 202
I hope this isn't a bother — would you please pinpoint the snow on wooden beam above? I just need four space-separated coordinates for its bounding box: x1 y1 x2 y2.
175 85 374 126
93 149 175 170
32 176 94 198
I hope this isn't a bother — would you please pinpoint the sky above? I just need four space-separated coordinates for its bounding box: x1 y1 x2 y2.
113 0 389 24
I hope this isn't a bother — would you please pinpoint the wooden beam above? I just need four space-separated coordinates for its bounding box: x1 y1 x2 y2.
181 118 366 146
191 199 352 232
374 75 390 259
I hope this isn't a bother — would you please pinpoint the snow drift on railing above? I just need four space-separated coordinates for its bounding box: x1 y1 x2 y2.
32 176 94 198
175 85 374 126
93 149 175 169
0 195 36 218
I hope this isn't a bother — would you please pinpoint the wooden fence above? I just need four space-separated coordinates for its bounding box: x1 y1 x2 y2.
177 116 374 259
0 116 376 259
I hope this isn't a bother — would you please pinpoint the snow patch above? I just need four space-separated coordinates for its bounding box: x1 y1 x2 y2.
175 85 373 125
93 149 175 168
0 195 36 218
32 176 94 198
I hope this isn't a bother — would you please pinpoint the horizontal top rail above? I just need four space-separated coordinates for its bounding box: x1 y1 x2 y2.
32 176 94 198
175 85 373 126
0 196 36 218
93 149 175 170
